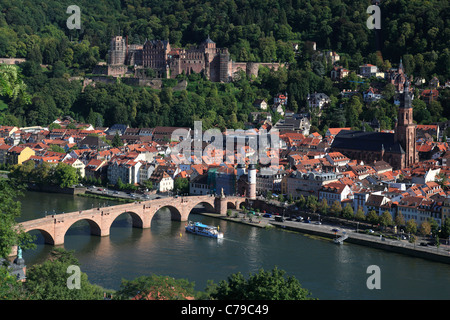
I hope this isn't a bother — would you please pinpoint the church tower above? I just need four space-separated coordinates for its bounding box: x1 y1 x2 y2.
394 79 418 168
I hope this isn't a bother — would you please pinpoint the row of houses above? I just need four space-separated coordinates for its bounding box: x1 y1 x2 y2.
2 116 450 227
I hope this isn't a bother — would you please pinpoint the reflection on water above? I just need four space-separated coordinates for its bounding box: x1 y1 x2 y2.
18 191 450 299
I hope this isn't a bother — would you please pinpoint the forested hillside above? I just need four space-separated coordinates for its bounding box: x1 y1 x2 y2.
0 0 449 130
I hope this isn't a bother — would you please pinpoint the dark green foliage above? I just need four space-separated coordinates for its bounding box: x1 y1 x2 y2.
0 0 448 130
24 248 106 300
9 160 80 189
205 266 314 300
0 179 35 260
115 274 197 300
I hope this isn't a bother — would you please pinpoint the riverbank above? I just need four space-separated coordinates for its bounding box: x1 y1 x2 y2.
193 210 272 229
27 183 86 195
78 192 134 203
195 211 450 265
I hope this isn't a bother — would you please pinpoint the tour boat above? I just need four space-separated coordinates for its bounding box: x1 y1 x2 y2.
185 221 223 239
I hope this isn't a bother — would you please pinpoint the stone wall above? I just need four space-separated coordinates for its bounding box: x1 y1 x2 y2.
27 184 86 195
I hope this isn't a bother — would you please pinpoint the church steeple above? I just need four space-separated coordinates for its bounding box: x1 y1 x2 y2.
394 77 417 169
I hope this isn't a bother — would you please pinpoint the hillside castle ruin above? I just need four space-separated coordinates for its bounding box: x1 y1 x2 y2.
103 35 283 82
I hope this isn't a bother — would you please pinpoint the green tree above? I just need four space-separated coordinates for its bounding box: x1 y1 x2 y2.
380 210 393 230
174 177 189 194
116 177 125 190
366 210 379 227
342 203 354 220
382 83 396 101
0 27 18 57
33 162 53 185
51 163 79 188
427 217 440 237
330 200 342 217
111 132 123 148
8 159 35 183
115 274 196 300
143 179 153 190
287 194 294 204
306 195 318 213
24 248 105 300
440 217 450 239
419 220 431 237
49 144 66 154
355 206 365 221
296 194 306 209
395 211 406 227
319 199 328 215
206 266 314 300
0 65 31 105
0 179 35 260
0 265 28 300
405 219 418 235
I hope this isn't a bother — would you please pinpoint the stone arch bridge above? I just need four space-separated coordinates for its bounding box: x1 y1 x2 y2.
14 195 245 251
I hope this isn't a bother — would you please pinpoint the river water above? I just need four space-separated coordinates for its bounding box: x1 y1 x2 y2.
17 191 450 300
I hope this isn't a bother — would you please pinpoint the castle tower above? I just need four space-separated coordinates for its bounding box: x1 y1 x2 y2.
108 36 127 65
394 79 418 168
248 164 257 200
203 35 216 51
219 49 230 82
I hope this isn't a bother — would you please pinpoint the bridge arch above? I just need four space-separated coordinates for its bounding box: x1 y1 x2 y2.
25 228 55 245
62 217 103 238
152 205 183 222
108 210 145 230
192 201 216 213
15 195 250 251
227 201 236 209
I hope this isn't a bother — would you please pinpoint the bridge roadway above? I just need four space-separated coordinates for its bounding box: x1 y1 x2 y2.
15 195 245 251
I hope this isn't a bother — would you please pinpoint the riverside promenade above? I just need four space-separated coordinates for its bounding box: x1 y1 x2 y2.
270 219 450 265
196 210 450 265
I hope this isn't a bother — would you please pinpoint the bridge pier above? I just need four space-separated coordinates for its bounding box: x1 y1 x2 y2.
139 213 152 229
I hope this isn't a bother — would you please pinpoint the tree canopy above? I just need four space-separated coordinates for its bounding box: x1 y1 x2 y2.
0 0 447 131
206 266 314 300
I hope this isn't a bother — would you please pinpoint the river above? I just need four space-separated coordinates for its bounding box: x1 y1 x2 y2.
17 191 450 300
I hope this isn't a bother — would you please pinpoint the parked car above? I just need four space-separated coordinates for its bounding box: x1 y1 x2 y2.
296 216 303 222
263 213 272 218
